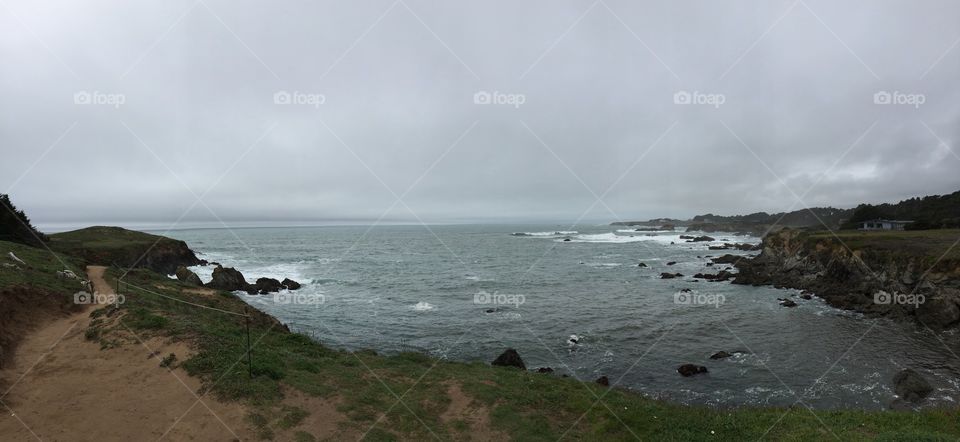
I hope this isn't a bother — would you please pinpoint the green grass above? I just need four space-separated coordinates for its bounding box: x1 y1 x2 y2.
87 265 960 441
0 239 87 293
804 229 960 268
47 226 189 270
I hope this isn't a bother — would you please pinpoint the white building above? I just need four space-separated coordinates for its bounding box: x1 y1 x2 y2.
858 219 913 231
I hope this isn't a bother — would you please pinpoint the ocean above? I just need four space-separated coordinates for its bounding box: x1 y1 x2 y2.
162 224 959 410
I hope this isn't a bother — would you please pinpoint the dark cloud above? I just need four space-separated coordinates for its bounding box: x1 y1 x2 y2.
2 0 959 230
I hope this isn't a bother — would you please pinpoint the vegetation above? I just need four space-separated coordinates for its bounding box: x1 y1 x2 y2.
79 264 960 440
841 190 960 230
0 194 48 247
0 239 86 293
48 226 199 273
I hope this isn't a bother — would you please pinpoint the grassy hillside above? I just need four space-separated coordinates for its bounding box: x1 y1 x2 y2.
49 226 200 274
87 265 960 441
807 229 960 263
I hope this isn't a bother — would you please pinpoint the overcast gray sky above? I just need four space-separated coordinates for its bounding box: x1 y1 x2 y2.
2 0 959 229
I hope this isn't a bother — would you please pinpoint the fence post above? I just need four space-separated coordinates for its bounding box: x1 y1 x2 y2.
245 308 253 379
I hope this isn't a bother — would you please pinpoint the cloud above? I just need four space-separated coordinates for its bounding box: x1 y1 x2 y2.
1 0 958 229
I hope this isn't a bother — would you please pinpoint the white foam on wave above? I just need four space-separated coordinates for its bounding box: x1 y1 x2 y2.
513 230 578 237
562 232 667 243
412 301 435 311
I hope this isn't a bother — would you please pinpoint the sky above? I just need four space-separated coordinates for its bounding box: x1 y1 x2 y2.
2 0 959 230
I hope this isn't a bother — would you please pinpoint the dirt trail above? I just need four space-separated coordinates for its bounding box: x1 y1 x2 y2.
0 266 253 441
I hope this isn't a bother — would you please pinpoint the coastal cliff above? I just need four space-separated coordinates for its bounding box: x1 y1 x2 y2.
733 229 960 329
49 226 202 275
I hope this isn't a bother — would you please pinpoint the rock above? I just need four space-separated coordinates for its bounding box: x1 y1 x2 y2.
536 367 554 373
56 269 78 279
281 278 301 290
692 271 734 282
679 235 695 240
660 272 683 279
893 369 933 403
916 291 960 330
800 293 813 300
596 376 610 386
562 238 571 242
709 351 732 360
677 364 708 377
207 266 251 292
637 262 648 268
198 259 209 266
255 277 283 294
711 254 741 264
688 236 715 242
666 261 677 266
705 262 714 267
7 252 26 265
491 349 525 370
174 266 203 286
778 298 798 307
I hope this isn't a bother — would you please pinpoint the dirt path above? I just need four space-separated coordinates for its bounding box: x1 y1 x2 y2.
0 266 253 441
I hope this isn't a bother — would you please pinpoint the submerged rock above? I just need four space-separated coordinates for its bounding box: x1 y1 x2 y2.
637 262 648 268
660 272 683 279
709 351 732 360
893 369 933 403
677 364 708 377
596 376 610 386
778 298 798 307
492 349 525 370
692 271 735 282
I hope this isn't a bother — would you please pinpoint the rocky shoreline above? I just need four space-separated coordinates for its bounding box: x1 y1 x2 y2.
731 229 960 330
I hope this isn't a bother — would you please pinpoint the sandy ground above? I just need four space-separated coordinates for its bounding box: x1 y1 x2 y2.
0 266 253 441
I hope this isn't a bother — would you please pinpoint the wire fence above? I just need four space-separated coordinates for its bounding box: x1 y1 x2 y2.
108 263 254 378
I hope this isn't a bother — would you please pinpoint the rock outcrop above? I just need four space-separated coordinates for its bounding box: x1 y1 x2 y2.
254 277 282 294
491 349 525 370
893 369 933 403
677 364 708 377
281 278 301 290
733 229 960 329
207 266 251 292
174 266 203 286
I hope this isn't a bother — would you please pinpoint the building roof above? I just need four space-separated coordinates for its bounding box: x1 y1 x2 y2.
860 219 913 224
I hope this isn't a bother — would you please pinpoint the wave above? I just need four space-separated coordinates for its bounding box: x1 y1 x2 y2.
412 301 435 311
512 231 578 237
